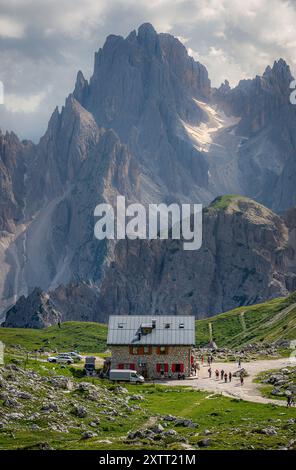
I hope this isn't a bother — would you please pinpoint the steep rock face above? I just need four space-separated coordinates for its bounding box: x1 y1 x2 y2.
85 24 211 132
0 131 31 232
5 197 296 327
216 60 293 133
0 24 214 313
284 206 296 289
25 96 102 216
77 23 211 199
0 132 34 316
12 128 138 298
3 287 61 328
214 60 296 211
0 91 140 313
93 197 296 318
51 282 105 322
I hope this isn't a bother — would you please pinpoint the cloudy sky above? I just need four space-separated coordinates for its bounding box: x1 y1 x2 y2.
0 0 296 142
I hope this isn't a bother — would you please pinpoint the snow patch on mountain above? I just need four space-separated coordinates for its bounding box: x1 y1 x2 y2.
182 99 240 152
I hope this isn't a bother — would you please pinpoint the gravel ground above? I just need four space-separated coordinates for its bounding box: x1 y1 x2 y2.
156 358 294 405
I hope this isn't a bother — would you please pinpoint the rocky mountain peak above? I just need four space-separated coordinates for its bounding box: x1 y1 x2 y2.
217 79 231 94
73 70 89 103
264 58 292 80
138 22 157 36
137 22 158 48
88 23 211 126
1 25 296 323
207 195 284 230
262 58 293 95
45 106 60 136
2 287 61 329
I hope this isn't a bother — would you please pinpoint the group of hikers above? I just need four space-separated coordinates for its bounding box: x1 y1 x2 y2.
193 354 295 405
209 367 232 382
207 367 244 385
193 355 245 385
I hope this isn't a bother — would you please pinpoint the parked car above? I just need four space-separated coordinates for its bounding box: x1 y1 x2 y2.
47 356 58 363
65 352 83 362
47 354 74 365
109 369 144 384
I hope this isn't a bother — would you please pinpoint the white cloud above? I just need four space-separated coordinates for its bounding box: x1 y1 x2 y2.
0 16 24 38
0 0 295 139
4 91 46 113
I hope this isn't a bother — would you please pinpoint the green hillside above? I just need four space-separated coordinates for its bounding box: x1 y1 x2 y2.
0 292 295 353
206 194 250 211
196 291 296 348
0 321 108 353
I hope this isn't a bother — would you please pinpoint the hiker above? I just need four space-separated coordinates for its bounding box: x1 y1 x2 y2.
287 395 292 408
287 393 294 407
58 321 61 329
238 358 241 368
229 372 232 382
240 373 244 386
196 363 200 377
208 367 212 378
224 373 228 383
201 355 204 365
215 369 219 380
221 369 224 380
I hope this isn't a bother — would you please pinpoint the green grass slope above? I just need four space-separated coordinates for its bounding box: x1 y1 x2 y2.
206 194 250 211
1 356 296 450
0 321 108 353
196 291 296 348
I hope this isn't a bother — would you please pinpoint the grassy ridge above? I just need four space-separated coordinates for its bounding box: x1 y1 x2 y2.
206 194 247 211
196 292 296 348
0 292 295 352
0 321 108 353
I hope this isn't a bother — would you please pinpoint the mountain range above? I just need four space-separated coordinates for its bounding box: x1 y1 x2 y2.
1 23 296 327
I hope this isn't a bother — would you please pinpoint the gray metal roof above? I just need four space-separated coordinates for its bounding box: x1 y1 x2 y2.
107 315 195 345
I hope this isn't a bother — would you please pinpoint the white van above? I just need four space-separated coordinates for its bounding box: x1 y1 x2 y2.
109 369 144 383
